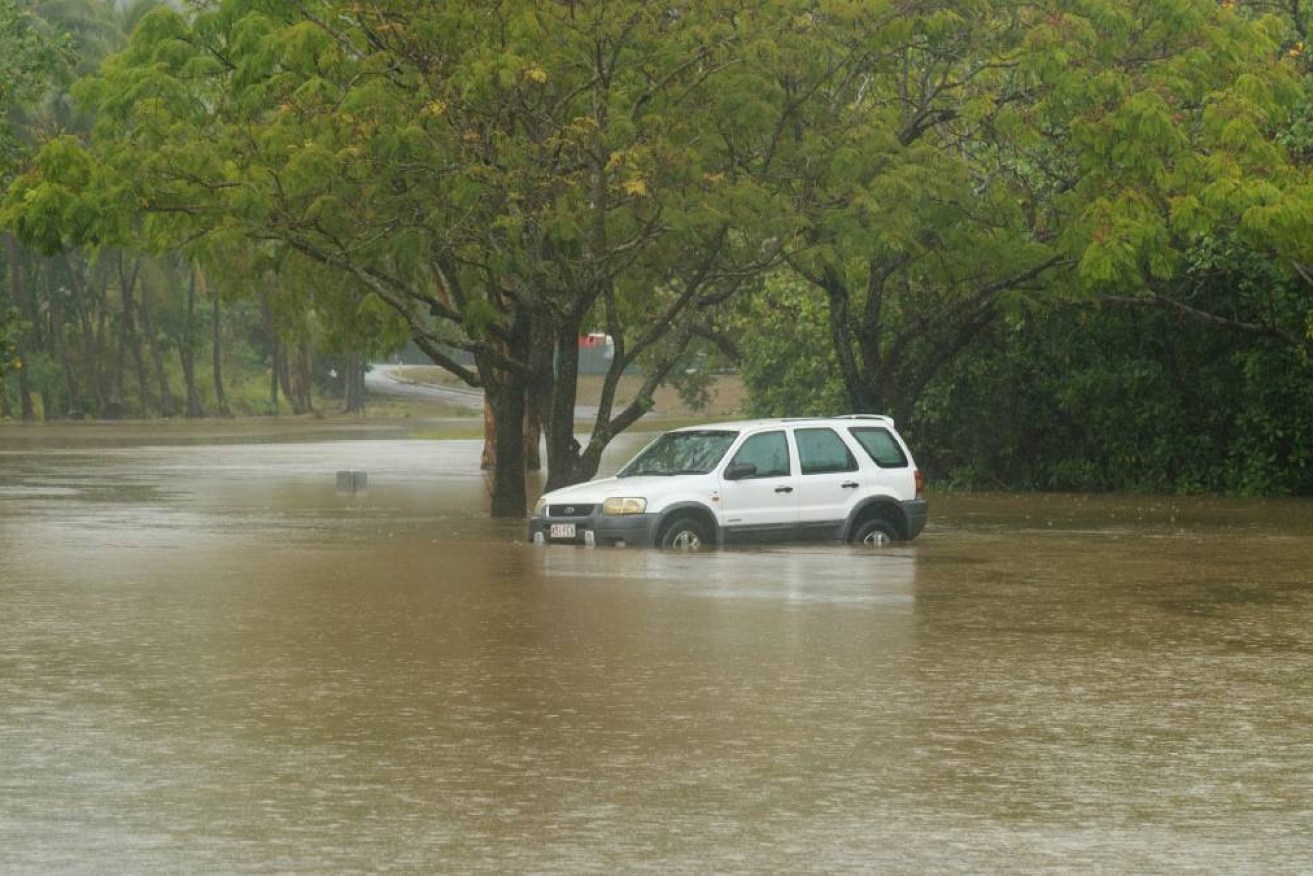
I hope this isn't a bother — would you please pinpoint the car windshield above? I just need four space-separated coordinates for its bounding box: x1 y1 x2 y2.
617 430 738 477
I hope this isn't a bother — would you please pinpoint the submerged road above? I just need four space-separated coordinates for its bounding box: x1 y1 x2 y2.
364 362 485 410
366 362 601 420
3 428 1312 872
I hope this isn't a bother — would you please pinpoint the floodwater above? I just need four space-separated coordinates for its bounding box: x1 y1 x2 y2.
2 423 1312 873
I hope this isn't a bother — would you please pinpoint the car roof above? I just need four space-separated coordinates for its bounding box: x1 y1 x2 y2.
666 414 895 434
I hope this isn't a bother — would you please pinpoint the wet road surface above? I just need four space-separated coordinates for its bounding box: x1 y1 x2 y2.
2 424 1312 872
366 363 485 409
366 363 601 419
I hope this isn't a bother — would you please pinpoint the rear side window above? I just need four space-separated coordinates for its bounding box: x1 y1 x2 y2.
729 431 791 478
849 427 908 468
796 428 857 475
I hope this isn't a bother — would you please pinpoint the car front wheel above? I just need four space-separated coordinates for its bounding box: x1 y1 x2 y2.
852 518 898 547
660 516 710 551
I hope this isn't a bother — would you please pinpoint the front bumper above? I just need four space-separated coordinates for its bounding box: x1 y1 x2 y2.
528 511 663 547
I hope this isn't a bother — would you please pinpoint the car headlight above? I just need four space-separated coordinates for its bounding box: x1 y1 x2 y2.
532 496 547 516
603 497 647 515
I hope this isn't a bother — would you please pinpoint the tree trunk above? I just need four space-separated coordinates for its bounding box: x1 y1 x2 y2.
486 372 528 517
95 269 114 416
259 292 278 414
198 267 232 417
483 388 541 470
524 405 541 470
180 266 205 418
108 254 138 419
118 257 151 417
4 235 35 421
16 343 34 420
542 327 588 490
479 306 534 517
277 341 299 413
64 255 104 417
42 260 75 419
269 335 280 413
59 342 80 419
290 339 313 415
137 274 174 416
342 351 365 414
481 399 496 470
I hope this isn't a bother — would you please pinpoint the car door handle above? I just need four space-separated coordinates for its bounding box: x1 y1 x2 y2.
775 486 794 494
841 481 860 489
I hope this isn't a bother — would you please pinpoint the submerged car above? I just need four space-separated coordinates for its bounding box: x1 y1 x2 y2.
528 415 927 549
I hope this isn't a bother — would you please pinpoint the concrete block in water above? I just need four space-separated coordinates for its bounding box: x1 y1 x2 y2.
336 471 368 493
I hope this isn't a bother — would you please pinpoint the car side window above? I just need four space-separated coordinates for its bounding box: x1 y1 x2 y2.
848 426 908 468
729 431 791 478
795 428 857 475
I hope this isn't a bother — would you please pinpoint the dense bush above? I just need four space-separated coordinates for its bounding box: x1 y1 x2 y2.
915 304 1313 496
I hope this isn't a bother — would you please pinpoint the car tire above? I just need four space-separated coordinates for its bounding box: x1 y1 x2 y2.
660 516 710 551
852 518 898 547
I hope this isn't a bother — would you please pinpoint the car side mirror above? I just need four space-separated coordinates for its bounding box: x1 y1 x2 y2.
724 462 757 480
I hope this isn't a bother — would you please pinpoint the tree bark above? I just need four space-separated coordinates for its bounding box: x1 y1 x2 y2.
523 405 541 470
180 266 206 418
136 274 174 416
269 335 281 413
292 339 314 415
15 340 34 420
277 340 299 413
480 389 540 471
119 257 151 416
41 260 74 419
481 399 496 470
4 235 35 420
198 267 231 417
342 351 366 413
542 326 588 490
486 371 528 517
474 306 533 517
63 255 104 417
58 338 80 419
109 253 142 418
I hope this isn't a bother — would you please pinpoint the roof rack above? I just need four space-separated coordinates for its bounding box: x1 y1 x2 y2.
833 413 894 425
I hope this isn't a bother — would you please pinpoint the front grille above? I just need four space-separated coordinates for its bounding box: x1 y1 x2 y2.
548 503 596 518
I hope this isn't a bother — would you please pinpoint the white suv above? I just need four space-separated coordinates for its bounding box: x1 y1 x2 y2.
528 415 927 549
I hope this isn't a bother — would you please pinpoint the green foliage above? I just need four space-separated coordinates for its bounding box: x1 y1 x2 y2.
0 0 73 178
729 0 1313 503
1033 0 1305 287
734 274 847 418
3 0 1313 502
917 240 1313 495
0 304 19 375
5 0 805 496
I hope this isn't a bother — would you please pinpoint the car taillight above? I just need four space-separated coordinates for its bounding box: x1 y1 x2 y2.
915 469 924 497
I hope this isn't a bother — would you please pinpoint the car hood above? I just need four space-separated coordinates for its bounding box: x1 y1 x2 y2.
539 474 705 506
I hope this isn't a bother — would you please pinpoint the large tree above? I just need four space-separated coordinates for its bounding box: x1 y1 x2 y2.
13 1 787 514
749 0 1306 426
1 0 70 386
2 0 171 419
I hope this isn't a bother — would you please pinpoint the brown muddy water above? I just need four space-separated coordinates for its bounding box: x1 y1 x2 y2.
2 422 1312 873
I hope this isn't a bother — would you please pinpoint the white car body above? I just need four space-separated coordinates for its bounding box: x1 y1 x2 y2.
528 416 927 549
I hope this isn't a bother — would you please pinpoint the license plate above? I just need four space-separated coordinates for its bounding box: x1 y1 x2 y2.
549 523 576 539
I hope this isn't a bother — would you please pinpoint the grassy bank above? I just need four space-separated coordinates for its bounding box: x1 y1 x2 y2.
1 367 747 446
